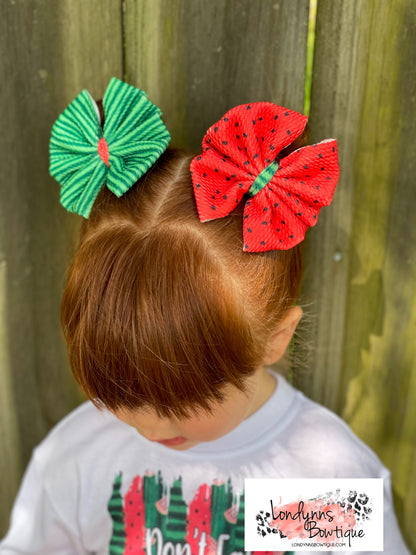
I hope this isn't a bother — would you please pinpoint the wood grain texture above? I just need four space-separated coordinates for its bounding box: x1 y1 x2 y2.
0 0 122 535
296 0 415 549
124 0 310 149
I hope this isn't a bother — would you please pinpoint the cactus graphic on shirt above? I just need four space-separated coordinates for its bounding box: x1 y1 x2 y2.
123 475 146 554
163 477 188 543
143 470 164 530
108 472 126 554
186 483 212 553
227 489 245 553
210 478 233 540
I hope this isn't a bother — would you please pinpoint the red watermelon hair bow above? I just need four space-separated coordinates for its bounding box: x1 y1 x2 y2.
190 102 340 252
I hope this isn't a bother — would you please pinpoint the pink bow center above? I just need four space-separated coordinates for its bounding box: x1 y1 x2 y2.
98 137 110 167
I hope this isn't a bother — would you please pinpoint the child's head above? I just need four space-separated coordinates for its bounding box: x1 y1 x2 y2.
53 79 338 449
60 136 307 424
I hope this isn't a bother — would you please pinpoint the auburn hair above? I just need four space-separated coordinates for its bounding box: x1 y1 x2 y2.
61 109 308 419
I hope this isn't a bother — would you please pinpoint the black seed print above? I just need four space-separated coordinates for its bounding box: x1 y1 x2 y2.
260 241 265 246
274 115 278 120
287 193 291 196
246 201 251 205
270 145 275 150
238 146 242 151
203 173 206 177
254 154 259 159
289 235 294 239
244 160 249 165
245 146 248 151
239 183 243 188
212 195 215 199
190 171 193 175
262 137 264 142
256 137 259 142
214 127 218 133
246 105 251 110
259 117 263 121
304 165 308 169
295 199 299 204
235 121 239 126
319 153 323 158
222 141 228 145
226 177 230 181
244 214 249 219
332 146 335 152
274 203 278 208
231 174 236 178
301 181 305 185
297 212 303 216
271 128 275 133
281 220 286 224
205 147 210 151
262 221 267 225
215 168 219 172
306 174 310 178
236 135 240 139
197 156 201 160
276 228 280 232
263 207 268 212
280 239 283 243
224 117 229 121
287 129 291 135
196 183 201 188
236 199 239 203
222 158 226 162
285 111 289 116
244 244 249 249
211 205 216 210
247 228 252 233
285 178 289 181
313 214 316 219
223 195 227 199
252 120 256 125
248 172 253 177
321 167 325 171
326 176 331 180
207 138 211 143
243 133 247 138
316 186 320 190
314 200 319 203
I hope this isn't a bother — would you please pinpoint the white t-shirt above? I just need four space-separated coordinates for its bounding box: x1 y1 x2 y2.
0 369 410 555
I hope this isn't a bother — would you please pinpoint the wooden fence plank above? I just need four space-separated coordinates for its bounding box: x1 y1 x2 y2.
0 0 123 536
298 0 415 549
124 0 310 149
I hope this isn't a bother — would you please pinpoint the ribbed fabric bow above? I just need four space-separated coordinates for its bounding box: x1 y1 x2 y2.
49 77 171 218
190 103 340 252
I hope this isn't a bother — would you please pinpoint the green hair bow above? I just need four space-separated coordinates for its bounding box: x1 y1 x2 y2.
49 77 171 218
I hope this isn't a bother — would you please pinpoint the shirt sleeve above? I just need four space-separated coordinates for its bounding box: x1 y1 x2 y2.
0 451 85 555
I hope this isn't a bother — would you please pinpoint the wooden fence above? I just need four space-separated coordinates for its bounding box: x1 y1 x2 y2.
0 0 414 549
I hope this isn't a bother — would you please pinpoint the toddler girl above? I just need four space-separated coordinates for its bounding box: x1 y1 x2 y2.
0 78 410 554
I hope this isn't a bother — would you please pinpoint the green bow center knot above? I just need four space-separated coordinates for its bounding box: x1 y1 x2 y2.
247 158 280 197
49 77 171 218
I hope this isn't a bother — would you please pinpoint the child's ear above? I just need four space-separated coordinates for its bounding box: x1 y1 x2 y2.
262 306 303 365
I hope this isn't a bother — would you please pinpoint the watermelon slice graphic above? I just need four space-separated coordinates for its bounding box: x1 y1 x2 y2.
224 503 238 524
205 534 218 555
155 495 168 515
